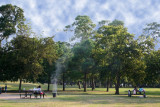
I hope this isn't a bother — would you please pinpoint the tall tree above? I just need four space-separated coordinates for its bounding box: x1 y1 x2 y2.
11 35 44 91
144 50 160 87
37 37 58 91
0 4 25 47
94 24 146 94
50 42 72 91
65 15 96 92
65 15 96 41
71 39 95 92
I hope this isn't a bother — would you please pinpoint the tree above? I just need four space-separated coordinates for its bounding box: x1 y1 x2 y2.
0 45 17 81
71 39 95 92
0 4 25 82
65 15 96 41
65 15 96 92
139 23 160 87
93 32 113 92
9 23 57 91
109 19 124 26
94 24 146 94
143 22 160 40
0 4 25 47
50 42 72 91
10 35 44 91
37 37 58 91
144 50 160 87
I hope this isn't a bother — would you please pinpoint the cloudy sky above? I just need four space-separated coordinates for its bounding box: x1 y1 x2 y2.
1 0 160 42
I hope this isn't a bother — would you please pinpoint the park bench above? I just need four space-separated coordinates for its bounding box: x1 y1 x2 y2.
20 91 45 99
128 90 146 98
20 91 32 99
33 91 45 98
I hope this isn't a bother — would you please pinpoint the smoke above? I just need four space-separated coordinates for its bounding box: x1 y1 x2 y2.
51 60 62 93
51 43 71 94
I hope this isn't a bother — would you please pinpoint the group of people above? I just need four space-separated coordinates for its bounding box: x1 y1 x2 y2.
133 86 145 95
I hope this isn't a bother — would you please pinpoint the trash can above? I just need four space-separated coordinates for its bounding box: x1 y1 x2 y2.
0 87 1 94
52 93 56 97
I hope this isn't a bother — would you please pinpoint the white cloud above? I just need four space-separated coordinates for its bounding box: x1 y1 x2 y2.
74 0 88 12
1 0 160 43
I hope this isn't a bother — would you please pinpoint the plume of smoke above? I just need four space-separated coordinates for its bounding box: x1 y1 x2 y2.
51 43 71 94
51 60 62 93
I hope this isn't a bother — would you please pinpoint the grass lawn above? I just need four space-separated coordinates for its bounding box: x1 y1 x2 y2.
0 82 160 107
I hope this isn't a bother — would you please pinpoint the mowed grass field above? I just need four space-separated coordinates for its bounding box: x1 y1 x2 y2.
0 82 160 107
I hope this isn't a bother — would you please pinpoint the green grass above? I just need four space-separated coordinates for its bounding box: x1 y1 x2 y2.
0 82 160 107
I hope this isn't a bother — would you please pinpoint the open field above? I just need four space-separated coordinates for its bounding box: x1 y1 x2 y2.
0 82 160 107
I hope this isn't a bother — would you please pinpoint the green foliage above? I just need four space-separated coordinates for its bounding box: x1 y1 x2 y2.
10 35 44 82
65 15 96 41
144 50 160 86
0 4 25 47
109 19 124 26
37 37 58 85
143 22 160 40
94 25 146 94
0 9 160 94
72 39 95 73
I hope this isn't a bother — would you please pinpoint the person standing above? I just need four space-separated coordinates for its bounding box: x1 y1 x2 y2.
5 84 7 93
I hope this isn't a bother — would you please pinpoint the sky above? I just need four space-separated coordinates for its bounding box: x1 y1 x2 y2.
1 0 160 42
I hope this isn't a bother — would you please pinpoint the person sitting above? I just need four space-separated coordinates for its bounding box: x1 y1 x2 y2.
139 87 145 94
37 85 41 90
133 86 138 95
37 85 44 95
37 85 41 92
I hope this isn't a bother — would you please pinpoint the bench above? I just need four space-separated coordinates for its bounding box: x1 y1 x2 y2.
20 90 45 99
128 90 146 98
20 93 32 99
34 92 45 98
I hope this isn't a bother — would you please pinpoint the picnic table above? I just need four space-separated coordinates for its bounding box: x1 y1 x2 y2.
20 88 45 99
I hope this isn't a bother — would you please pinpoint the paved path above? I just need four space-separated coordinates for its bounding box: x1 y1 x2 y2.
0 93 49 100
0 93 20 99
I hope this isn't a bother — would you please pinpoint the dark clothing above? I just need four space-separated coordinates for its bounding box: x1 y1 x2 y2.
5 85 7 92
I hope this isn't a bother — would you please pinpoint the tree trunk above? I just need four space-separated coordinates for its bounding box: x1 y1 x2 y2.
110 81 112 88
99 81 101 88
47 81 50 91
87 80 90 87
90 80 92 88
106 79 109 92
47 75 50 91
63 72 65 91
19 79 22 92
123 82 126 88
84 72 87 92
92 77 95 91
115 75 120 94
78 81 81 89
